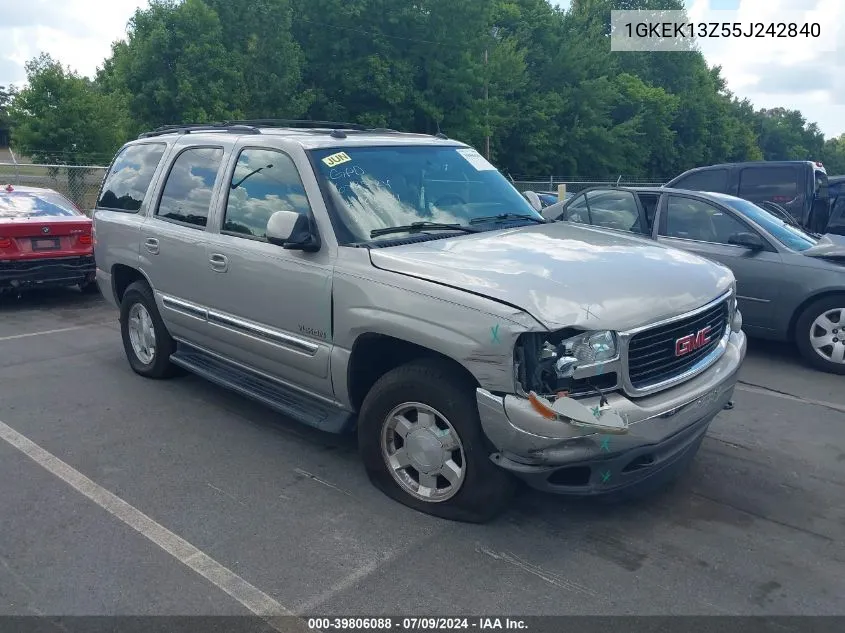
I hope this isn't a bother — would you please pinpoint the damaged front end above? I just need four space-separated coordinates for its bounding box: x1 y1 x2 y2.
513 328 629 434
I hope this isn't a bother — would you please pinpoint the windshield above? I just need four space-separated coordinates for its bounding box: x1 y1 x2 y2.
0 191 81 219
722 196 818 251
309 145 542 243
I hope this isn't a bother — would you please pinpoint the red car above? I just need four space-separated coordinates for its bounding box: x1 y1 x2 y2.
0 184 98 295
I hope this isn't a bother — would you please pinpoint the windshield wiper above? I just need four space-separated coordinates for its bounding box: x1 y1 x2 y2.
469 213 545 225
760 202 803 229
370 221 480 238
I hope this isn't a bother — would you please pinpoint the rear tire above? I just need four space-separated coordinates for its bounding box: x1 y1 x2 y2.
357 358 517 523
795 295 845 375
120 281 179 379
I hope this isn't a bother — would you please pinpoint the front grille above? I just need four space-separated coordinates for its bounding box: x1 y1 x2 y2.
626 298 729 391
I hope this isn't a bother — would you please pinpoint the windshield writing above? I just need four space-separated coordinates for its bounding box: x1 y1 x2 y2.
309 145 541 243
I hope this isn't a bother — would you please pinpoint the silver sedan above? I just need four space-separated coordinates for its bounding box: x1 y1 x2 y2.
537 185 845 374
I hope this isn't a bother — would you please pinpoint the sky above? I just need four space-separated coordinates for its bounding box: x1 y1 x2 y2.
1 0 843 140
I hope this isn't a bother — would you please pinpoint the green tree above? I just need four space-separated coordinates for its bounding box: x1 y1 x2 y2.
203 0 312 118
756 107 824 161
100 0 244 135
10 53 124 204
820 135 845 175
11 0 836 182
0 84 14 145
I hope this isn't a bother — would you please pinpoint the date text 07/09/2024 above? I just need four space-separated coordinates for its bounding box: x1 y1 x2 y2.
306 617 528 631
624 21 820 39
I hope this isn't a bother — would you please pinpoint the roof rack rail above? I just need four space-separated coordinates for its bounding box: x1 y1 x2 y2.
138 123 261 139
222 119 369 131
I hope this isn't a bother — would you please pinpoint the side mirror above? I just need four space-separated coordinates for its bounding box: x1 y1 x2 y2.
522 191 543 212
266 210 320 252
727 231 765 250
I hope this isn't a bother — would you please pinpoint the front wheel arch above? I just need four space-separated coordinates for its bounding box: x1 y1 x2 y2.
346 333 480 413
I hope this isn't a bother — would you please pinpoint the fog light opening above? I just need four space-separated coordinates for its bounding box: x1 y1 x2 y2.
547 466 591 486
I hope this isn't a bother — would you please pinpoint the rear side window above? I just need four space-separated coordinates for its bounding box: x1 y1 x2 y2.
1 191 81 218
156 147 225 228
671 168 728 193
738 167 799 203
97 143 167 212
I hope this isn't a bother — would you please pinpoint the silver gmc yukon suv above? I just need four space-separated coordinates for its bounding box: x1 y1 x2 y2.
93 121 747 523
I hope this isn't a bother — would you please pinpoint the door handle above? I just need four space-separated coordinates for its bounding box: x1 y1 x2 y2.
144 238 159 255
209 253 228 272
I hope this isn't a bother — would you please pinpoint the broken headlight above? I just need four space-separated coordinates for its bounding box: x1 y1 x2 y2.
516 329 620 396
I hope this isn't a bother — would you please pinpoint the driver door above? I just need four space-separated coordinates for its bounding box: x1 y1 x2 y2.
201 145 335 398
655 193 783 332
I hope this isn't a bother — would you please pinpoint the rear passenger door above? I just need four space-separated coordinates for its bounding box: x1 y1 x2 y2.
655 193 783 332
94 141 169 295
561 189 650 236
202 146 334 397
140 145 226 343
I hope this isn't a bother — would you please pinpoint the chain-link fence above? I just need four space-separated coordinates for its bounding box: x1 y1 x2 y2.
0 162 669 215
510 178 666 194
0 163 107 216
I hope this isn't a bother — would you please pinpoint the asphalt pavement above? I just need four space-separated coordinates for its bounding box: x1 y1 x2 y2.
1 288 843 618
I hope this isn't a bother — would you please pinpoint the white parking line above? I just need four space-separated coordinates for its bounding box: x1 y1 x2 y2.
0 323 115 342
0 419 297 626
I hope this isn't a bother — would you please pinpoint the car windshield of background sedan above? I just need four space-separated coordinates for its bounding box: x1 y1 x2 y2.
721 195 818 252
0 191 80 219
309 145 543 243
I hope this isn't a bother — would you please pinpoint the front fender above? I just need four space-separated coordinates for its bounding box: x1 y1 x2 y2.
331 270 543 400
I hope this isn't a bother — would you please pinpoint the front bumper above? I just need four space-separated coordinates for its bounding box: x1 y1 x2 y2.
0 256 96 290
477 330 746 495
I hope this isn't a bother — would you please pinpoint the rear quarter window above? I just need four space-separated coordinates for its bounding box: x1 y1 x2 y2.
97 143 167 212
670 168 728 193
738 166 799 203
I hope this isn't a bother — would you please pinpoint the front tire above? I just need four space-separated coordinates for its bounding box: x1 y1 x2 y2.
795 295 845 374
357 358 517 523
120 281 179 379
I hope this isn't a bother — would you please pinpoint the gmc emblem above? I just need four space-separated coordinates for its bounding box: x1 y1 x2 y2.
675 326 712 357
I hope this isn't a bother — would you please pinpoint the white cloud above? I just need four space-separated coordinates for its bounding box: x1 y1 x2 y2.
0 0 148 86
686 0 845 139
559 0 845 140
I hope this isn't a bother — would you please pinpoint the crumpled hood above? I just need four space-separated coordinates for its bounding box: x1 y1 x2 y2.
803 233 845 259
369 222 735 331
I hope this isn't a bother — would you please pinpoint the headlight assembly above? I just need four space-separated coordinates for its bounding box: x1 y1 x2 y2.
548 330 618 376
516 329 620 397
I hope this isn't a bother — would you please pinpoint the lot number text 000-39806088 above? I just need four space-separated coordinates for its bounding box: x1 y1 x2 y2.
306 618 529 630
